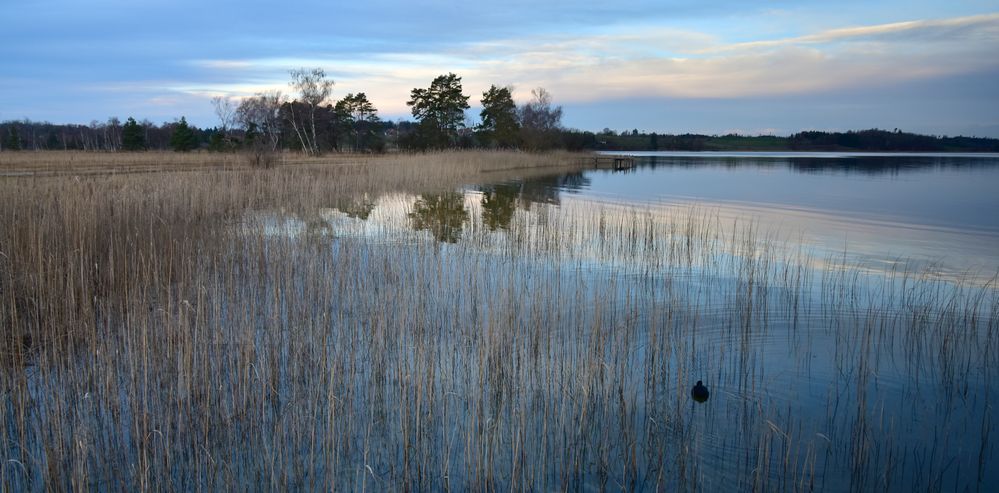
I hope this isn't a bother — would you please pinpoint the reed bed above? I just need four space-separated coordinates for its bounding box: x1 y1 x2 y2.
1 151 997 491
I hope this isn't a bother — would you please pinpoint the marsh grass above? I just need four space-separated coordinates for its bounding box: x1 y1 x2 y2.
1 151 997 490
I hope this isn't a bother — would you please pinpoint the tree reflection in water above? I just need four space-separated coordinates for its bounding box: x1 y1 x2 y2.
479 172 591 231
409 192 469 243
334 196 376 220
480 184 519 231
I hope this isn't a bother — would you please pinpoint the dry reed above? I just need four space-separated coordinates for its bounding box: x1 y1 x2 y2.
0 150 996 491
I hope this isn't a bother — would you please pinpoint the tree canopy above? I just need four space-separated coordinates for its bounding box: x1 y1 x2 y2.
3 126 21 151
336 93 378 124
519 88 563 150
287 68 335 155
122 117 145 151
335 93 381 151
407 73 470 148
479 85 520 148
170 117 198 152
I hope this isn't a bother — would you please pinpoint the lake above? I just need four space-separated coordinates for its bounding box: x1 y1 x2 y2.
308 151 999 490
320 152 999 281
573 152 999 280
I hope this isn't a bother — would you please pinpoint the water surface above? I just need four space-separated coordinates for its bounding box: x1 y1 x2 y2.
308 152 999 490
562 152 999 280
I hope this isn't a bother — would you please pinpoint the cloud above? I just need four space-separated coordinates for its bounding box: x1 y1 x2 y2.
3 1 996 133
172 12 998 117
192 60 254 71
706 13 999 52
453 13 999 101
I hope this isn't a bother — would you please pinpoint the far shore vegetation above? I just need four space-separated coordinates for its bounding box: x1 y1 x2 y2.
2 68 998 157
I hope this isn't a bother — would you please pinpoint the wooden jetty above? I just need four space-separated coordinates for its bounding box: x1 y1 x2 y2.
591 155 635 171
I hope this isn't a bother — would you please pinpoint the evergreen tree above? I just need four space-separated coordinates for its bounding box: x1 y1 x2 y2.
122 117 146 151
407 73 470 148
335 92 380 151
3 126 21 151
208 130 226 152
170 117 198 152
479 85 520 148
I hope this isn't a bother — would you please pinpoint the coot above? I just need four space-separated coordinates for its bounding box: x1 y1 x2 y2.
691 380 709 402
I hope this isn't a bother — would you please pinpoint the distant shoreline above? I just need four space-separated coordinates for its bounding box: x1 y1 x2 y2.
597 150 999 157
591 129 999 153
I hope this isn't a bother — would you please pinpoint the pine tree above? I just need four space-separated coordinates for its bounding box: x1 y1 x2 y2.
208 130 226 152
122 117 146 151
479 85 520 148
170 117 198 152
407 73 470 148
3 126 21 151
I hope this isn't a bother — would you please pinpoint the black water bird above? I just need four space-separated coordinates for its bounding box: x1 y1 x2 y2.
691 380 709 403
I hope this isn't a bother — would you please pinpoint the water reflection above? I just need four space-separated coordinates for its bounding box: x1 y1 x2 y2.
630 153 999 176
314 153 999 283
234 154 999 490
516 172 591 206
333 196 376 220
476 173 591 230
480 184 518 231
409 192 468 243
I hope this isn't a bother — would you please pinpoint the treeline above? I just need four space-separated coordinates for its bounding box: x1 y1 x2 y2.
0 116 604 153
0 117 216 152
584 128 999 152
787 130 999 152
0 69 577 156
6 118 995 155
3 67 997 154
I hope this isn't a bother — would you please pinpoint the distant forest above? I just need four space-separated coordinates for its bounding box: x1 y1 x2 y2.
596 129 999 153
2 68 997 154
4 119 997 154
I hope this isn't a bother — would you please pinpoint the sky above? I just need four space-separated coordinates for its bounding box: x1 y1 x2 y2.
2 1 998 136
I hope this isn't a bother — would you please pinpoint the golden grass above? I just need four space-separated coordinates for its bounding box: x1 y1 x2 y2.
0 149 589 180
0 150 590 360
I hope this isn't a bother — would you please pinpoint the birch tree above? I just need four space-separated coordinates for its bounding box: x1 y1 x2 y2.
237 91 284 166
211 96 237 146
287 68 334 155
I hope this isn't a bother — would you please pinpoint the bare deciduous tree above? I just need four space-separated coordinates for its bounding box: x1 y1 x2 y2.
519 88 563 150
211 96 237 145
237 91 284 167
287 68 335 156
519 88 562 132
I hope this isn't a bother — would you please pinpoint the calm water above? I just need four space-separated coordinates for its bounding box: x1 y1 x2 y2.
594 152 999 233
563 152 999 280
311 152 999 490
325 152 999 281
